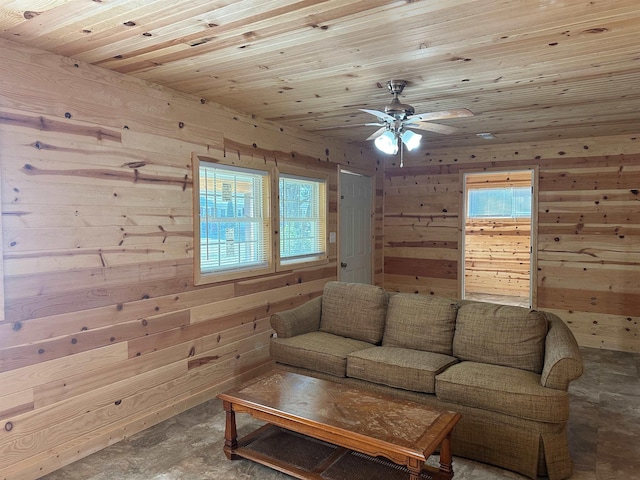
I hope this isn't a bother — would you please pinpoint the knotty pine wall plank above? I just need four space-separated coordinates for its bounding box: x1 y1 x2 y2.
464 218 531 297
385 256 457 280
384 246 458 261
232 265 336 296
0 344 129 399
539 263 640 294
0 309 191 372
0 39 381 478
128 306 273 359
384 223 459 244
0 259 226 328
0 390 33 421
2 203 193 229
383 274 458 298
3 264 197 321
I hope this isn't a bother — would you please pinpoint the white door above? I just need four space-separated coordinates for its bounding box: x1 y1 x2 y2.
339 171 372 284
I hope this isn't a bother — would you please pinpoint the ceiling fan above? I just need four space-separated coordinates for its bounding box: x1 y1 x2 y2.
361 80 473 166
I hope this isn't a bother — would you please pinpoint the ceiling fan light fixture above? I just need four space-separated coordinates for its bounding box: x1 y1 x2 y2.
401 130 422 151
361 81 473 160
374 130 399 154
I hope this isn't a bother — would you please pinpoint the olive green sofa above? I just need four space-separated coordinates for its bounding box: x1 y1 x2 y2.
269 281 583 480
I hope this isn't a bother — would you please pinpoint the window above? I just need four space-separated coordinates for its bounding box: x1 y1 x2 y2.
195 159 272 283
193 155 329 285
278 174 327 265
467 187 531 218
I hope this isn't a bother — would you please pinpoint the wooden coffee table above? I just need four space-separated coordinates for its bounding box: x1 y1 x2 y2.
217 370 461 480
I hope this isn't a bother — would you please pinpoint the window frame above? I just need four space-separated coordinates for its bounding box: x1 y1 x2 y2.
193 154 275 285
276 167 329 271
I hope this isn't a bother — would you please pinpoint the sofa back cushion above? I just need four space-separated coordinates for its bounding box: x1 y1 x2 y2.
453 302 548 373
319 281 388 344
382 294 457 355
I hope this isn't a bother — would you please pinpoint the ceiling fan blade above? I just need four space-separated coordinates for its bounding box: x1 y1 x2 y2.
405 122 458 135
365 126 387 141
360 108 396 123
313 123 376 132
407 108 474 122
313 122 380 131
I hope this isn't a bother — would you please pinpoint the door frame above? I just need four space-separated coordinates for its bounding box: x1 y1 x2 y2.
338 166 375 284
459 166 539 307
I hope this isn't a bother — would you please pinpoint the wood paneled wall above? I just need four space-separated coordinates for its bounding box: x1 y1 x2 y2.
383 137 640 353
464 218 531 298
383 165 460 297
0 39 381 479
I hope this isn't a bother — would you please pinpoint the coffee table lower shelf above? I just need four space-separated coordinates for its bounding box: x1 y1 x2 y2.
230 423 441 480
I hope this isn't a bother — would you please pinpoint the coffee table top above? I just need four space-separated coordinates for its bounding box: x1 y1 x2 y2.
217 370 460 462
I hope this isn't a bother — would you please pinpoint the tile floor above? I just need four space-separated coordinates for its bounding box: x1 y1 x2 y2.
40 347 640 480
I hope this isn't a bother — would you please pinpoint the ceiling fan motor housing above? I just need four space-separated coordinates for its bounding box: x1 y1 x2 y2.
385 80 415 119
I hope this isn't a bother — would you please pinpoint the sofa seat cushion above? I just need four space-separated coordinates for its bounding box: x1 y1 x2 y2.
382 294 457 355
270 331 374 377
435 362 569 423
453 302 548 373
319 281 388 344
346 346 459 394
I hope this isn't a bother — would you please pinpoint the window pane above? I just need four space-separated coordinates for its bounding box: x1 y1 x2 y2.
279 175 326 262
199 162 269 274
468 187 531 218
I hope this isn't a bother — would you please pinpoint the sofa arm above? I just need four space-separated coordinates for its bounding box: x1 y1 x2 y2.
540 312 584 390
270 295 322 338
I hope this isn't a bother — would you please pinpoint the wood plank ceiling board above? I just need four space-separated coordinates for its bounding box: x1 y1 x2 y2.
1 0 640 149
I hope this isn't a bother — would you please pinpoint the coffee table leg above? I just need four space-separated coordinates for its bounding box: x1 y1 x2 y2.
438 433 454 477
407 457 423 480
222 400 239 460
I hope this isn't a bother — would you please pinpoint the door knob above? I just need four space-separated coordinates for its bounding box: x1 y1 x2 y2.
340 262 347 268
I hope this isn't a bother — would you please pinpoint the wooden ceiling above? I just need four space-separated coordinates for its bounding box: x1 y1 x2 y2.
2 0 640 149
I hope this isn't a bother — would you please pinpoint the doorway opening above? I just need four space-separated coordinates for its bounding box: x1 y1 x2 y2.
461 169 535 307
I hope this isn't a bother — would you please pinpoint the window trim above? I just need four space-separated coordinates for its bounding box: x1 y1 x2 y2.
193 154 275 286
